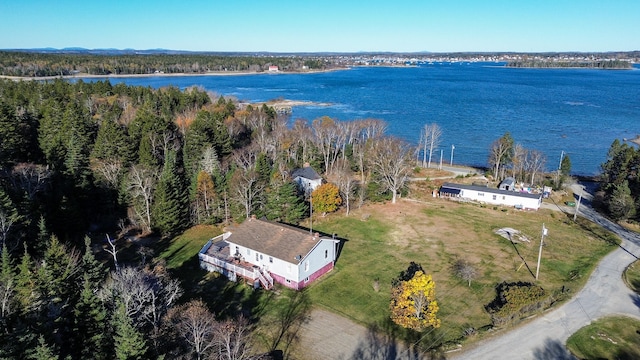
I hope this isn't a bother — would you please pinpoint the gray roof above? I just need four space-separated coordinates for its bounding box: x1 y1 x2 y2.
291 166 322 181
225 217 328 264
440 182 542 199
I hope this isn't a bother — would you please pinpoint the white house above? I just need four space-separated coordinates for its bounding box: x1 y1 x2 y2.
291 164 322 196
439 182 542 210
199 216 340 290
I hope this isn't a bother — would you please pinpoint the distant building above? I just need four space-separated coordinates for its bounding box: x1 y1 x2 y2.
439 182 542 210
498 177 516 191
268 65 279 72
291 163 322 196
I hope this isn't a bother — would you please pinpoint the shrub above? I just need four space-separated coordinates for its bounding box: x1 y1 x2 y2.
485 281 552 326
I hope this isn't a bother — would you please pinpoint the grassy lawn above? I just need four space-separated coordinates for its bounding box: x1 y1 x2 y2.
302 196 617 347
624 260 640 294
566 316 640 359
152 186 618 351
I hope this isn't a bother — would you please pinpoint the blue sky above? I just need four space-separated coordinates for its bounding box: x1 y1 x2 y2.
1 0 638 52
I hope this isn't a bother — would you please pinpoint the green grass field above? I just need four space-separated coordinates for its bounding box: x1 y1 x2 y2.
302 198 617 346
156 194 618 350
566 316 640 359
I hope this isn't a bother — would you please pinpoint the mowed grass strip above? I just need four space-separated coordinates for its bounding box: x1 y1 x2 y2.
566 316 640 359
305 198 617 344
624 260 640 294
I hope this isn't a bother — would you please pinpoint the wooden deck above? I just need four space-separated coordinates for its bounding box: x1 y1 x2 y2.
199 236 274 289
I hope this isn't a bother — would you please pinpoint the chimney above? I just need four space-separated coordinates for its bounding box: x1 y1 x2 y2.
304 162 311 168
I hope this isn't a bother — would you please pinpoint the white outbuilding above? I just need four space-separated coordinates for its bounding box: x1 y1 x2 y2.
439 182 542 210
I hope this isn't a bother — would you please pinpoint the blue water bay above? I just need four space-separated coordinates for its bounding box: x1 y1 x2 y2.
86 63 640 175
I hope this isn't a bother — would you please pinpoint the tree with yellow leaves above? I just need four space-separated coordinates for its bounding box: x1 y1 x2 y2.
311 183 342 216
390 270 441 331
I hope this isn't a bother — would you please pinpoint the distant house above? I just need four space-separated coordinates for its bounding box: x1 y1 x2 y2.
198 216 340 290
439 182 542 210
291 163 322 196
498 177 516 191
268 65 279 72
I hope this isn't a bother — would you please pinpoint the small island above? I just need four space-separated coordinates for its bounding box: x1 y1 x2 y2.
506 59 633 69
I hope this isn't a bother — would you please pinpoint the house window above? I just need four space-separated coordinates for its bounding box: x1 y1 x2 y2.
478 192 484 197
305 260 309 272
255 253 259 262
492 195 497 200
287 264 291 273
247 249 251 255
503 196 506 200
325 249 328 259
269 257 273 263
305 277 309 282
286 279 291 283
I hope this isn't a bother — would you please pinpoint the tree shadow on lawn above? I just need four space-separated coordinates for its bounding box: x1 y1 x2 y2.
532 338 575 360
351 318 446 360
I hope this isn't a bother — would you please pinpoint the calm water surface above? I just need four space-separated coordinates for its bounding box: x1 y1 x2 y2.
87 63 640 175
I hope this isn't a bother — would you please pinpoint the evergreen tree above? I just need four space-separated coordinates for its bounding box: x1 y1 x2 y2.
91 117 134 165
34 236 79 351
15 244 35 313
113 301 148 360
28 335 58 360
152 150 189 237
0 242 15 321
80 236 106 286
72 274 108 360
265 181 307 224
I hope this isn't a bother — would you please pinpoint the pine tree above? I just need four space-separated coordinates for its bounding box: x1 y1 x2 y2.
28 335 58 360
152 150 189 237
0 242 15 321
113 301 148 360
265 181 307 224
15 244 34 313
73 274 108 360
80 236 106 286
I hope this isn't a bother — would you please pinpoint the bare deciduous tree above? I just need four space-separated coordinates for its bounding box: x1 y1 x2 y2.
452 259 478 287
421 123 442 168
166 299 217 360
214 316 256 360
10 163 51 200
333 159 356 216
525 150 547 185
511 143 526 181
230 169 263 219
91 158 123 189
369 137 412 204
126 165 157 234
488 133 514 180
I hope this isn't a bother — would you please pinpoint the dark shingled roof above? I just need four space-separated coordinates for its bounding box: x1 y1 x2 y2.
440 182 542 199
291 166 321 180
226 217 325 264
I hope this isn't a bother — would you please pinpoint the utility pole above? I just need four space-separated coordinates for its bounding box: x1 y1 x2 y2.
439 149 443 170
556 150 564 185
535 224 548 280
450 144 455 166
573 186 584 222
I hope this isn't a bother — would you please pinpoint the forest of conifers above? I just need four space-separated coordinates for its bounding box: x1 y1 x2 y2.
0 77 413 359
0 51 329 77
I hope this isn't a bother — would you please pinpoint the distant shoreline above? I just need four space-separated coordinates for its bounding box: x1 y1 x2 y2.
0 67 351 82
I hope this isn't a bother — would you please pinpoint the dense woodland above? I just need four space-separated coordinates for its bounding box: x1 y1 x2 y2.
0 77 418 358
0 52 331 77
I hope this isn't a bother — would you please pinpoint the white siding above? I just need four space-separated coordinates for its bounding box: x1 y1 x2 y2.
298 239 337 281
460 189 540 210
